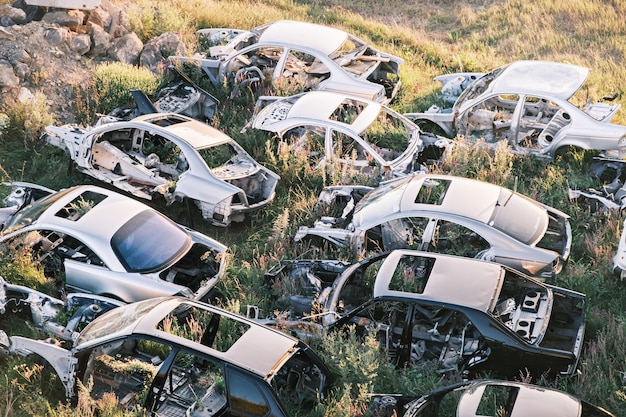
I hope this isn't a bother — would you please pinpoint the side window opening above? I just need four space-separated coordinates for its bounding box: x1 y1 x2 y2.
431 220 490 258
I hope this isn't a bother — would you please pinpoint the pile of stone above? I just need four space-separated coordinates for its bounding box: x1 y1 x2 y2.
0 0 187 91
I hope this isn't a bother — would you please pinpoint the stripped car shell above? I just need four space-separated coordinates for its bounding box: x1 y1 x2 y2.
294 173 571 280
371 380 616 417
246 91 450 180
0 183 227 302
0 276 122 341
43 112 279 226
170 20 403 103
0 296 330 415
406 61 626 159
264 250 586 378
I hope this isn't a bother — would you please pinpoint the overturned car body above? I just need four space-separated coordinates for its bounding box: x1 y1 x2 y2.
170 20 403 103
295 173 571 280
43 112 279 226
406 60 626 159
0 296 331 415
247 91 450 180
264 250 586 378
109 66 219 123
370 379 616 417
0 276 122 341
0 183 227 302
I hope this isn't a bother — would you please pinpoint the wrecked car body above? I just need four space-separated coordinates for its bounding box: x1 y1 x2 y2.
406 61 626 159
566 158 626 280
370 379 616 417
0 296 330 415
43 112 280 227
109 66 219 123
170 20 403 103
264 250 586 378
0 183 227 303
246 91 450 180
0 276 122 341
295 173 571 280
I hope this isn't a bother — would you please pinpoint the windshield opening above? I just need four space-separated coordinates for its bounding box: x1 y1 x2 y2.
1 188 74 235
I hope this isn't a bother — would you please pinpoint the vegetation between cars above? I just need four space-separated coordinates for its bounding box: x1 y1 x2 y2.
0 0 626 416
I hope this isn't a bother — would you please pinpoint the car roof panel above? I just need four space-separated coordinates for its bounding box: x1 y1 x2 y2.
489 60 589 99
259 20 348 56
458 380 581 417
375 250 503 312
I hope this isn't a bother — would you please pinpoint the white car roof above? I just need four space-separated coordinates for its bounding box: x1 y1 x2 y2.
287 91 382 133
35 185 148 242
77 297 300 378
354 174 550 245
133 114 233 149
374 250 504 312
459 380 581 417
489 60 589 100
258 20 348 56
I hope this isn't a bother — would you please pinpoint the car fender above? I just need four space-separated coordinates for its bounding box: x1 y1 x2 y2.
173 172 241 205
7 336 77 398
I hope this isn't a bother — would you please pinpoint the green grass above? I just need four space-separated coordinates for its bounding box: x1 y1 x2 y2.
1 0 626 415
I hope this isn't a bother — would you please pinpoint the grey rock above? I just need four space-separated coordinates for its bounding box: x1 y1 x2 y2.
140 31 187 70
0 5 27 25
70 33 91 55
13 62 29 79
89 21 111 56
0 59 19 88
108 32 143 64
44 26 69 46
42 10 84 29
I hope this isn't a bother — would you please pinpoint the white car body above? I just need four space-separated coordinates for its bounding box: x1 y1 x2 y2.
248 91 450 180
171 20 404 103
406 60 626 158
43 113 280 227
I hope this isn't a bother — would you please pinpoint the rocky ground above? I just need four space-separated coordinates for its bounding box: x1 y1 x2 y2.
0 0 186 123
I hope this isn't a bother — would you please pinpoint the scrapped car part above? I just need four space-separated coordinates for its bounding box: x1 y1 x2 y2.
0 181 55 223
0 296 331 415
169 20 404 103
262 250 586 378
294 173 571 280
109 66 219 122
406 60 626 159
568 157 626 212
0 276 123 341
0 183 227 302
43 112 280 227
246 92 451 180
368 379 616 417
566 158 626 280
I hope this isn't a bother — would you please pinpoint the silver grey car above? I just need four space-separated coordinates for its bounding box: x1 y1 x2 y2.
406 60 626 159
295 173 571 280
0 183 227 302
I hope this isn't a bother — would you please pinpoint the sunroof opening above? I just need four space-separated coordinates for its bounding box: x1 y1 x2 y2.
415 179 451 205
55 191 107 221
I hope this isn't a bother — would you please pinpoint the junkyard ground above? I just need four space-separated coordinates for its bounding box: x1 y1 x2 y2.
1 0 626 416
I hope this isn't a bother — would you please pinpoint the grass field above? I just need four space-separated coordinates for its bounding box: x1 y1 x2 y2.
0 0 625 416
